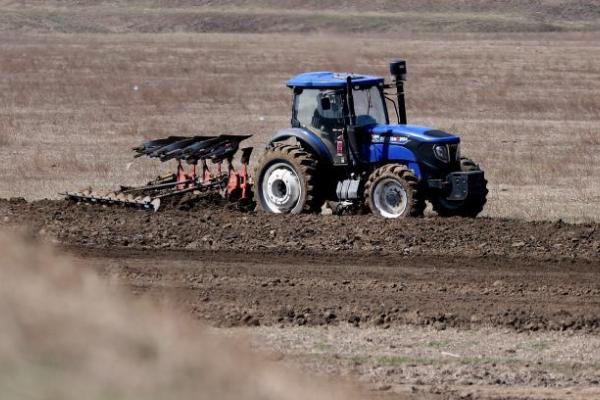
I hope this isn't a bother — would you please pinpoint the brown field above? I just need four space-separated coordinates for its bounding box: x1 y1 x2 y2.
2 199 600 400
1 2 600 400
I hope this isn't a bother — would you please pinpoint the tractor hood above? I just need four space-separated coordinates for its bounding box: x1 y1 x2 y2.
368 124 459 144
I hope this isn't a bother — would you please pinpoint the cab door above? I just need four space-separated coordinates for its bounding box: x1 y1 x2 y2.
292 88 345 161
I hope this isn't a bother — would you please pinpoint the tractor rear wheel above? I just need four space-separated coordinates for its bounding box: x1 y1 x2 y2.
254 143 323 214
365 164 425 218
431 157 488 217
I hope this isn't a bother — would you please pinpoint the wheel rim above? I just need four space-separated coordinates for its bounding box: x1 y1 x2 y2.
260 162 302 213
372 177 408 218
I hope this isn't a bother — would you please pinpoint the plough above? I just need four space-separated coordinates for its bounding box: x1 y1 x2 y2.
64 135 253 212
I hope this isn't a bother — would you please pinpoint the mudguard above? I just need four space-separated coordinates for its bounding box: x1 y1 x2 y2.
368 143 422 179
268 128 332 162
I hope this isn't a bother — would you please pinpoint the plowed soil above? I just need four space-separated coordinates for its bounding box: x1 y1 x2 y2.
1 198 599 333
2 198 600 399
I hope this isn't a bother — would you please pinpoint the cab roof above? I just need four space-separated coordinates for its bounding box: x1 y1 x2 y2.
287 71 384 89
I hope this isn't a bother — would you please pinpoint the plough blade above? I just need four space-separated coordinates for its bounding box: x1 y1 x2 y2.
132 136 187 158
134 135 252 163
65 134 254 212
63 191 161 211
180 137 223 161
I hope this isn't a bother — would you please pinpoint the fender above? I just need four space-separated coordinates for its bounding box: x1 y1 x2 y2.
268 128 332 162
369 142 417 163
369 143 422 179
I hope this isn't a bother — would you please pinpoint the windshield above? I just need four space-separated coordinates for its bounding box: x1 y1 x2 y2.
352 86 388 126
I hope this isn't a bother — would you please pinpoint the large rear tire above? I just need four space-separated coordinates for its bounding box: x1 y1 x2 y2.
364 164 425 218
431 157 488 218
254 143 324 214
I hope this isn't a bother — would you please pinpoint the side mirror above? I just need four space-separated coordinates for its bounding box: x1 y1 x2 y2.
320 97 331 111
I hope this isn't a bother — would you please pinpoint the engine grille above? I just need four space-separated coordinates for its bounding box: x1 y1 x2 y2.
448 144 460 162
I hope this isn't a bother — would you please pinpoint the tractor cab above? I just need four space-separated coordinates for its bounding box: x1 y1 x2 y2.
284 62 471 179
288 72 389 165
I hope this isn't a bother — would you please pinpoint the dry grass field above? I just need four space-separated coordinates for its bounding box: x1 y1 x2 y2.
1 28 599 221
1 1 599 33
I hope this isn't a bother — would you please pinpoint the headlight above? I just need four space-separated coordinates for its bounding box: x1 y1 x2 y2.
433 144 449 162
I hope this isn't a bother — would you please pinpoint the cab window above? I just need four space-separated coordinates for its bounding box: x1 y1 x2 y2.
294 89 345 142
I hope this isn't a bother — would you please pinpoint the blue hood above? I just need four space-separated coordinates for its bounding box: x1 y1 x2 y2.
368 124 459 144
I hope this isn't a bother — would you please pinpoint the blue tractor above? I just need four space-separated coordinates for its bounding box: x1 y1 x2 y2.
255 60 488 218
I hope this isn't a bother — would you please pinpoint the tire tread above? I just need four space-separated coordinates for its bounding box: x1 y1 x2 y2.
364 164 425 218
254 143 323 213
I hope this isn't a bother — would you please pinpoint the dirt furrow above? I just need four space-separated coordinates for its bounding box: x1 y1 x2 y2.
1 199 599 261
68 246 600 333
2 199 600 333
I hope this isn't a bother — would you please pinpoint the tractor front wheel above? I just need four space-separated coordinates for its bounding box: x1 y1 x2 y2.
431 157 488 217
254 143 323 214
365 164 425 218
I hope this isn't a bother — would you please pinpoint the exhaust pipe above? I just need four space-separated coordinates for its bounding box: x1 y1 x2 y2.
390 60 407 124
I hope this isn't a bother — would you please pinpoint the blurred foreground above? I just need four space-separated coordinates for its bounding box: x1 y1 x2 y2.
0 231 357 400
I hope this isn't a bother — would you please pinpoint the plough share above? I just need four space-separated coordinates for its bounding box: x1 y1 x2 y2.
64 135 253 212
